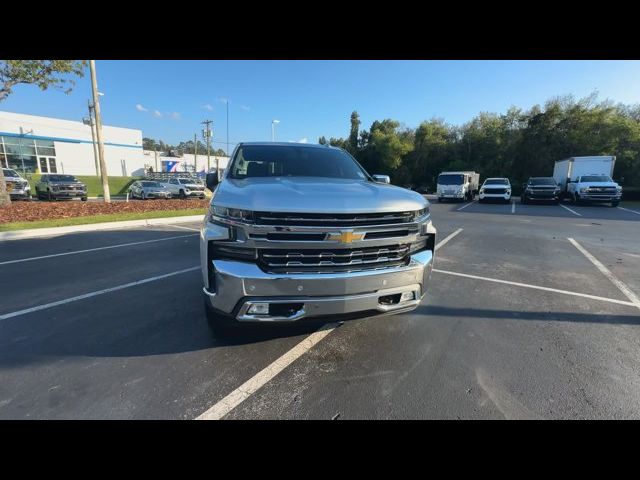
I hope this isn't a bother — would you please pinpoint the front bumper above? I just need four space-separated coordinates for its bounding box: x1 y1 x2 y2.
51 189 86 198
438 192 465 199
479 192 510 201
203 249 433 322
9 186 30 199
184 190 206 197
200 216 436 323
577 193 622 202
145 191 172 199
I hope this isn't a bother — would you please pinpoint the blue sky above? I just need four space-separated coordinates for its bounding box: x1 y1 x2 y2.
2 60 639 152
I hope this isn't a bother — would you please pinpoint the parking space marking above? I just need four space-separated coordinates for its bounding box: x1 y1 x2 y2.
559 204 582 216
568 238 640 310
435 228 463 251
0 234 198 266
511 201 515 214
0 267 200 321
196 229 463 420
168 224 201 232
456 201 475 211
197 322 340 420
432 268 636 308
618 206 640 216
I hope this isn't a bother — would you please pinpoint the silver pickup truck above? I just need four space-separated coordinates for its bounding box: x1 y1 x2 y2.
200 142 436 333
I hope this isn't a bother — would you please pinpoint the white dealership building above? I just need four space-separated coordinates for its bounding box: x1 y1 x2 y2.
0 111 229 177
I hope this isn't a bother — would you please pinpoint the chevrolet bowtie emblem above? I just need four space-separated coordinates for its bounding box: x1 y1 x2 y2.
328 230 365 243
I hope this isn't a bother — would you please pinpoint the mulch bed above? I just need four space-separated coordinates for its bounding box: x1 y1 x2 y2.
0 199 209 224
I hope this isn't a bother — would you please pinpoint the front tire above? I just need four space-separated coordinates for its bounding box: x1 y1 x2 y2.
81 196 88 202
179 190 186 199
521 195 527 204
47 190 54 201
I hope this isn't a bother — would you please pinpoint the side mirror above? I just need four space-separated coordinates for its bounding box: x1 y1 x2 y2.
205 172 219 190
372 174 390 184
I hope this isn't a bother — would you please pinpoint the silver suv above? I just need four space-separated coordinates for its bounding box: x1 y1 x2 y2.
200 142 436 333
162 177 206 199
2 168 31 200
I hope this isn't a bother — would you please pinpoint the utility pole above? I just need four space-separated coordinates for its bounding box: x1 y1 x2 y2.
87 100 100 176
154 146 158 173
202 119 213 173
226 100 229 156
194 133 198 174
89 60 110 203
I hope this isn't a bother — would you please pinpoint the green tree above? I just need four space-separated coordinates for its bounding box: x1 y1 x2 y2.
0 60 87 205
0 60 87 102
348 111 361 153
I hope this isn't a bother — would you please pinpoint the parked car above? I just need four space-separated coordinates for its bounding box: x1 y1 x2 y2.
414 185 429 194
162 177 206 199
436 171 479 202
35 174 87 201
478 178 511 203
521 177 560 204
2 168 31 200
129 180 172 199
200 142 435 334
553 156 621 206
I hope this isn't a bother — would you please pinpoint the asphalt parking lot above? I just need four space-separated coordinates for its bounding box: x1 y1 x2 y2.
1 198 639 419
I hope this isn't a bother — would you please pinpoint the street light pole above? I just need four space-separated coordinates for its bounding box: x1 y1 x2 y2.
271 119 280 141
89 60 110 203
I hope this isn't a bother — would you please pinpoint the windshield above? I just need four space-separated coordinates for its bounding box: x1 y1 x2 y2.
141 181 163 187
581 175 612 182
3 168 19 178
438 174 464 185
48 175 78 182
178 179 198 184
228 145 369 180
528 177 556 186
484 179 509 185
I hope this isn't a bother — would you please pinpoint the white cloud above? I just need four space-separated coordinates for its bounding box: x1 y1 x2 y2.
135 104 148 112
240 105 251 111
153 110 163 118
203 104 214 111
298 137 308 143
171 112 181 120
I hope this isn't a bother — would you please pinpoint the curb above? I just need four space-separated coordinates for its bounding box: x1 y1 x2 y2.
0 215 204 241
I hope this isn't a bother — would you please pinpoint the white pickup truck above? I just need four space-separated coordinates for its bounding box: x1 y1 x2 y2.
553 156 622 207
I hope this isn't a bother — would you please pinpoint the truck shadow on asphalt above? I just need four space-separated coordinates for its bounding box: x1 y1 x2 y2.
412 304 640 325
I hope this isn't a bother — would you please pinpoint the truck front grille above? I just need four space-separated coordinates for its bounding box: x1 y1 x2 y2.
253 211 416 227
258 244 411 273
484 188 507 194
587 187 617 193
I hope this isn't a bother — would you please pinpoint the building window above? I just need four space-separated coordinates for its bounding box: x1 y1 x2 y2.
0 136 56 174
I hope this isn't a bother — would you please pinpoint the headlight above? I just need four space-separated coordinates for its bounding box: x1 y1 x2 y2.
210 204 254 224
525 187 533 193
479 188 485 194
580 187 588 193
412 206 429 220
616 186 622 192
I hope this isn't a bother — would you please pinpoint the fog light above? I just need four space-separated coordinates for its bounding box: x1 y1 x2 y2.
247 303 269 315
400 291 415 302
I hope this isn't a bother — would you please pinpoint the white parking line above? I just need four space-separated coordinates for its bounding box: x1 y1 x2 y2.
0 267 200 321
435 228 463 251
511 201 515 214
559 203 582 216
618 206 640 216
568 238 640 310
197 322 339 420
456 201 475 211
168 224 201 232
0 234 198 266
196 228 463 420
432 268 636 308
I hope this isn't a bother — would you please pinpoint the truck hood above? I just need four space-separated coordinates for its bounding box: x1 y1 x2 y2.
212 177 427 213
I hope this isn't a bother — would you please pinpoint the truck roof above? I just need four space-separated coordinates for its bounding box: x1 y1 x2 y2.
238 141 338 150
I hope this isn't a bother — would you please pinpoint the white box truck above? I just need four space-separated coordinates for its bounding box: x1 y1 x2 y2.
553 156 622 206
436 171 480 202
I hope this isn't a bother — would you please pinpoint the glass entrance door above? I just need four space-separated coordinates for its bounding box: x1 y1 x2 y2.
39 157 57 173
